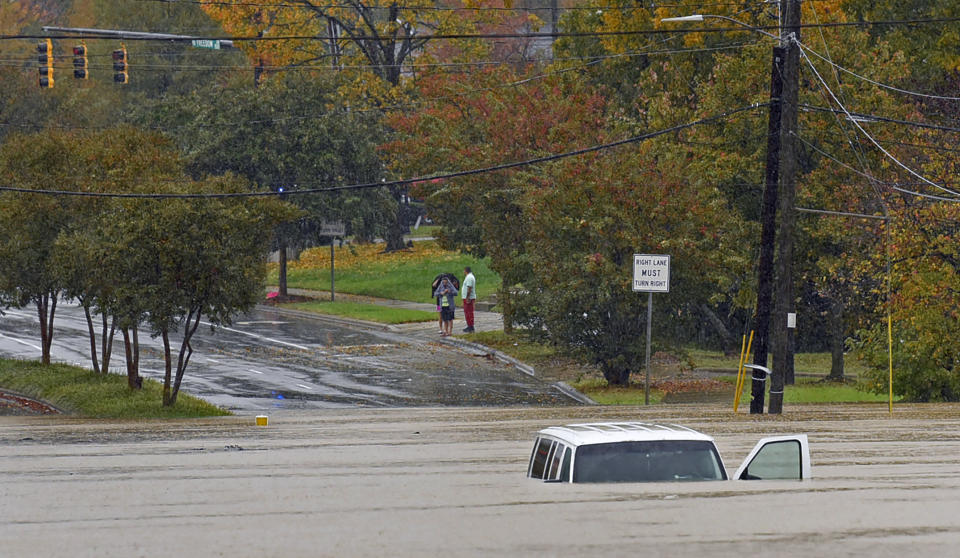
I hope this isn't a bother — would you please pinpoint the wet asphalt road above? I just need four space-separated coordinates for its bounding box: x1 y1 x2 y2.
0 303 575 410
4 404 960 557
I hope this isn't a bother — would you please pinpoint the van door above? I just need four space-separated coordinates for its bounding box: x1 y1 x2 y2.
733 434 811 480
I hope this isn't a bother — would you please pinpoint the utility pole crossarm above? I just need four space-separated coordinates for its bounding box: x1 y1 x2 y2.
41 26 235 49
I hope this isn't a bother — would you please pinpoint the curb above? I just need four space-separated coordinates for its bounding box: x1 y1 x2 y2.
436 337 595 405
0 389 63 415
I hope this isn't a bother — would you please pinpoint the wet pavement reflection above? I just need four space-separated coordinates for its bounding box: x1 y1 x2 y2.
0 303 576 411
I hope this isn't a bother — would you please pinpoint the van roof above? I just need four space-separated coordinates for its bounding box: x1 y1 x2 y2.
537 422 715 446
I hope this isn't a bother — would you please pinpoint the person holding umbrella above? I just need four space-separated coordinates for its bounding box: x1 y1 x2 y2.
433 276 459 336
432 272 459 335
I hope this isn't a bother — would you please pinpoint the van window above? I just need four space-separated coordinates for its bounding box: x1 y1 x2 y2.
739 440 801 480
547 443 566 479
572 440 726 483
559 447 572 482
528 438 554 479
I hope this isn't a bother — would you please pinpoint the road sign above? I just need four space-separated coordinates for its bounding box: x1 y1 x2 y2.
191 39 221 50
632 254 670 293
319 221 345 237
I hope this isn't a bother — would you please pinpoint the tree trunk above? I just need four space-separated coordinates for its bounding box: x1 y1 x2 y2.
700 304 737 356
100 314 117 375
383 185 408 252
500 286 514 334
35 293 57 365
278 237 288 298
602 364 630 386
827 300 845 381
170 310 203 406
161 329 173 406
122 326 142 390
82 302 100 374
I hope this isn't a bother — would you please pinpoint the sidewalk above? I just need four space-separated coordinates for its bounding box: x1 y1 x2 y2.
276 287 504 338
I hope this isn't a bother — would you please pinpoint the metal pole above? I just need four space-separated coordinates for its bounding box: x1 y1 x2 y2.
645 291 652 405
41 26 234 48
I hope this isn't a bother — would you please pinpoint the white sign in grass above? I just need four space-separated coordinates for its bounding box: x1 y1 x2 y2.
632 254 670 293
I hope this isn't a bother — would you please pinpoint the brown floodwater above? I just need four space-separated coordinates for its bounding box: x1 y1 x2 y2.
3 403 960 557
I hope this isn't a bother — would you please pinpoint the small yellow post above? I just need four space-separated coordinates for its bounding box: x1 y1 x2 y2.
734 331 754 413
734 334 746 411
887 312 894 414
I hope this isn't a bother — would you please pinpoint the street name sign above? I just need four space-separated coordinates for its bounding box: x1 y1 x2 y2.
632 254 670 293
191 39 221 50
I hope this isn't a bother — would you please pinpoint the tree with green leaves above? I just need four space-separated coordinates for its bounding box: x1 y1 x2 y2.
92 180 290 406
0 129 99 364
164 73 393 297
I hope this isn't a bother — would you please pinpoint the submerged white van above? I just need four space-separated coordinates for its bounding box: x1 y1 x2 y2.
527 422 811 483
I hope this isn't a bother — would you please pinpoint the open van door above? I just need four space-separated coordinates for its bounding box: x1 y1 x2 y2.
733 434 811 480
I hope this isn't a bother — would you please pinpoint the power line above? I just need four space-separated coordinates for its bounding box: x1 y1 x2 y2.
796 134 960 203
798 45 960 198
0 40 758 73
133 0 827 12
7 17 960 44
799 104 960 134
0 102 767 199
797 39 960 102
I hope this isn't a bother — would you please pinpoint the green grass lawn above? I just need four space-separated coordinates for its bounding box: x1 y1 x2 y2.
687 346 871 378
408 225 441 237
723 375 894 405
0 359 229 418
281 300 437 324
273 240 501 303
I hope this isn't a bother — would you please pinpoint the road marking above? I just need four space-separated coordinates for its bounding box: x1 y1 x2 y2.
296 384 312 390
0 333 42 351
206 358 220 364
235 321 289 325
250 369 263 375
201 321 311 351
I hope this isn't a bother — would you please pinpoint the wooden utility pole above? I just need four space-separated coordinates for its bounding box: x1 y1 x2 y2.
750 45 784 414
769 0 802 415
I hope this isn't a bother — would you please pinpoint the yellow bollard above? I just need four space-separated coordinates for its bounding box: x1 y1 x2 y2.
734 331 754 413
733 334 747 411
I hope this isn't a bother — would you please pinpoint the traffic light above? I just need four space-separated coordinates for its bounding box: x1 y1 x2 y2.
73 44 88 80
37 39 54 88
112 45 128 84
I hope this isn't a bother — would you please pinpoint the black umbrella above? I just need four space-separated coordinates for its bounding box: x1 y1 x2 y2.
431 272 459 296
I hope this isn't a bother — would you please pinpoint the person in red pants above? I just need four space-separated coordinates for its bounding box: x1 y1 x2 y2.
462 266 476 333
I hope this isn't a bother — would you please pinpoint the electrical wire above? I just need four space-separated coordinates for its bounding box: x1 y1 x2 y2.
133 0 824 13
8 17 960 43
0 40 758 73
0 101 768 199
798 105 960 134
797 43 960 198
796 133 960 204
797 39 960 102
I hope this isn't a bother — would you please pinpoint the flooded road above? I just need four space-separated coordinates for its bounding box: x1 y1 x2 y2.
3 403 960 557
0 303 576 409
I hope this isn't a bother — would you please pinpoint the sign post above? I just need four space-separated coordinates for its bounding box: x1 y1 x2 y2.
633 254 671 405
319 221 346 301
